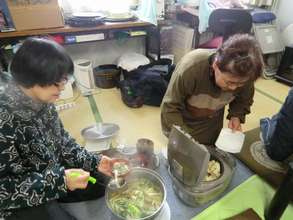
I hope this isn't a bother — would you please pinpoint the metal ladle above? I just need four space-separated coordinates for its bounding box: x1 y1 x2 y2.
107 170 126 191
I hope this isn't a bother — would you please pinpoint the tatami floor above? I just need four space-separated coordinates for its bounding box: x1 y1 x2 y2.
58 78 290 153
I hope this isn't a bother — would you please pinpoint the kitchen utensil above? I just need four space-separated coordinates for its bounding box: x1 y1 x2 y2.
168 126 210 186
136 138 160 169
117 145 160 170
136 138 154 155
112 161 130 176
104 12 136 22
105 167 166 220
81 123 119 141
107 170 127 191
72 12 105 18
168 125 236 206
81 123 119 151
215 128 245 153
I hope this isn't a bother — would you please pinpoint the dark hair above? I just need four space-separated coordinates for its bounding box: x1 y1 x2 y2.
10 38 74 88
215 34 264 81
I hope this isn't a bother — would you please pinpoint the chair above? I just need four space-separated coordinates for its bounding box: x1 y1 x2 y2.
198 8 253 48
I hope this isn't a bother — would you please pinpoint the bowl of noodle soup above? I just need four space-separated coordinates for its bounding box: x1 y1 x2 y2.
106 167 166 220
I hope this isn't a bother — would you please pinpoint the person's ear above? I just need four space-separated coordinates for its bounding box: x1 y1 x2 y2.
212 61 218 71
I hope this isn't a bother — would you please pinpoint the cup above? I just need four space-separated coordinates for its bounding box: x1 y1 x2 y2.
136 138 154 155
215 128 245 153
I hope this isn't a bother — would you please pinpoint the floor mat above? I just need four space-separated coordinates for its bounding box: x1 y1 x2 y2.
192 175 293 220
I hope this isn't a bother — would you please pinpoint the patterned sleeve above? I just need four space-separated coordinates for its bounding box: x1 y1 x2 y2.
0 122 67 215
57 117 102 173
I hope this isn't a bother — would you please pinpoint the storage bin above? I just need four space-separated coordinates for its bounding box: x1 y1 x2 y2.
94 65 120 89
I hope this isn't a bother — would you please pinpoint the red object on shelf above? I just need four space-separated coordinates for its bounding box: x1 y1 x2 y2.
48 35 64 44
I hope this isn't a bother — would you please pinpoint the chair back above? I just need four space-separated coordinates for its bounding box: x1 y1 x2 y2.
209 8 252 40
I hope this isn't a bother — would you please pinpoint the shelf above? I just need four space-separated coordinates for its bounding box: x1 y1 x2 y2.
0 21 152 39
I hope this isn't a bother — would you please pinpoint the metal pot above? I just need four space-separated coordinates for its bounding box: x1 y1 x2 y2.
169 147 236 206
105 167 166 220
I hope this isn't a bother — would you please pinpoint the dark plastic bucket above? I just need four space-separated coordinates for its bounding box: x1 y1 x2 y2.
94 65 120 89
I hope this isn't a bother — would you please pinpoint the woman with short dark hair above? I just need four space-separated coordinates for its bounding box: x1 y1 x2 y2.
0 38 126 220
10 38 74 88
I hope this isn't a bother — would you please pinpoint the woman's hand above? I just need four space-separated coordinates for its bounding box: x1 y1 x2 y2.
228 117 242 132
65 169 90 191
97 155 129 177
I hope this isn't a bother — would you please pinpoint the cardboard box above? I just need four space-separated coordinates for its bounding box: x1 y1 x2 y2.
6 0 64 31
0 1 16 32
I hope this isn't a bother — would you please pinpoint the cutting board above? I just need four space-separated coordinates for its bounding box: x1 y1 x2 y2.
192 175 293 220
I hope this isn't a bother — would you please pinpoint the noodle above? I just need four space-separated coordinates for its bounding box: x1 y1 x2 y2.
108 178 163 219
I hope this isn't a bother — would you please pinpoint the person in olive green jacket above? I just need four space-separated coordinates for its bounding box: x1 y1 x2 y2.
161 34 264 145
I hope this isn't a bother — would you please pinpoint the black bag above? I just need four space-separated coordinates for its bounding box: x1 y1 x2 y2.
122 58 174 82
119 80 144 108
119 59 174 107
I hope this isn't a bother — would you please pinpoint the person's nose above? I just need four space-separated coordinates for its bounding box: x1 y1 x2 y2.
228 84 238 91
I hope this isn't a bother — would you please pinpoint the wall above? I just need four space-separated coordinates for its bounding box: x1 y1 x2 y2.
65 37 145 68
275 0 293 31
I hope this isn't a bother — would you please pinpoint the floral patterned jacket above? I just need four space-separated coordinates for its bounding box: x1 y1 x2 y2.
0 82 101 218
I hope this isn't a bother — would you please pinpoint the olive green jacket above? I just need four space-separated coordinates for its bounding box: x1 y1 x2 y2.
161 49 254 144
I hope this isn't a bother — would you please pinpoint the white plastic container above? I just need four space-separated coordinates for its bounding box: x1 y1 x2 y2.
215 128 245 153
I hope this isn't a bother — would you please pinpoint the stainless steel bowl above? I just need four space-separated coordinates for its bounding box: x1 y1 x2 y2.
105 167 166 220
81 123 119 141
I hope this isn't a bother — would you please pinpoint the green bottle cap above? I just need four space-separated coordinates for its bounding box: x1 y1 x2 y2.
70 172 96 184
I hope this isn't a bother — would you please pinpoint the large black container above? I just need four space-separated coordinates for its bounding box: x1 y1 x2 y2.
94 65 120 89
275 46 293 86
265 162 293 220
